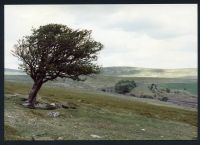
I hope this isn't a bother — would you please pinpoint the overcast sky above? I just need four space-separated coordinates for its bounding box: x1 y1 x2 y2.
5 4 197 69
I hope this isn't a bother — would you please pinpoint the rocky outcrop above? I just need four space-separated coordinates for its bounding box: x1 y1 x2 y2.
21 100 77 110
47 112 60 117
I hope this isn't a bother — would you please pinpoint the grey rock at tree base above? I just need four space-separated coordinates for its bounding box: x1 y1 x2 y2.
21 102 35 109
22 101 77 110
61 102 77 109
35 103 57 110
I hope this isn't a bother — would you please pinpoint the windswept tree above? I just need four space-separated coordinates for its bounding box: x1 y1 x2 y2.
12 24 103 108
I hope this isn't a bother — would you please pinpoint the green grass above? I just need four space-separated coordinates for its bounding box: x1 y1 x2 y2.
86 75 197 87
5 74 197 90
158 83 197 95
5 81 197 126
4 124 23 140
4 81 197 140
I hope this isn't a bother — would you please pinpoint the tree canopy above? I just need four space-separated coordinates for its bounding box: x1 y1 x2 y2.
12 24 103 83
12 24 103 107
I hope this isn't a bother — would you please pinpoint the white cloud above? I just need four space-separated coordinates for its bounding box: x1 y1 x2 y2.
4 4 197 69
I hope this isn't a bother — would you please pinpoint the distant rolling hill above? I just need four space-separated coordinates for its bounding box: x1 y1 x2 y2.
101 67 197 78
4 68 25 75
5 67 197 78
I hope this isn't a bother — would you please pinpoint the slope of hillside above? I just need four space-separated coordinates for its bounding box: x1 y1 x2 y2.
4 66 198 140
4 81 197 140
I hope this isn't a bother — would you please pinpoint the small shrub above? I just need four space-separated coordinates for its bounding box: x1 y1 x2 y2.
161 97 168 102
166 88 170 93
149 84 158 93
149 84 157 90
101 89 106 92
115 80 137 94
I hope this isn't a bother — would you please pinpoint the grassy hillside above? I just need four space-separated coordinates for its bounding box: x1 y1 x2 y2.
4 67 198 140
4 74 197 95
5 81 197 140
4 67 197 95
159 83 197 95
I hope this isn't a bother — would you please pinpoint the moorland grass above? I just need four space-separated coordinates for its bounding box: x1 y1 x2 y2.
5 81 197 126
4 124 22 140
5 94 197 140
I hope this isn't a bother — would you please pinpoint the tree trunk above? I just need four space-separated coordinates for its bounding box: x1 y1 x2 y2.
27 79 43 107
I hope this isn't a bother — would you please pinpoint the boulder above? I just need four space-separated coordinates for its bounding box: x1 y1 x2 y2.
61 103 69 109
45 104 58 110
47 112 60 117
21 102 35 109
35 103 57 110
61 102 77 109
90 134 102 139
34 103 45 109
57 137 63 140
22 100 77 110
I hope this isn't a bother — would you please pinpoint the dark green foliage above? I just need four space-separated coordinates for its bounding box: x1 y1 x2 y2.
166 88 170 93
149 83 158 92
101 89 106 92
12 24 103 83
11 24 103 106
115 80 137 94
